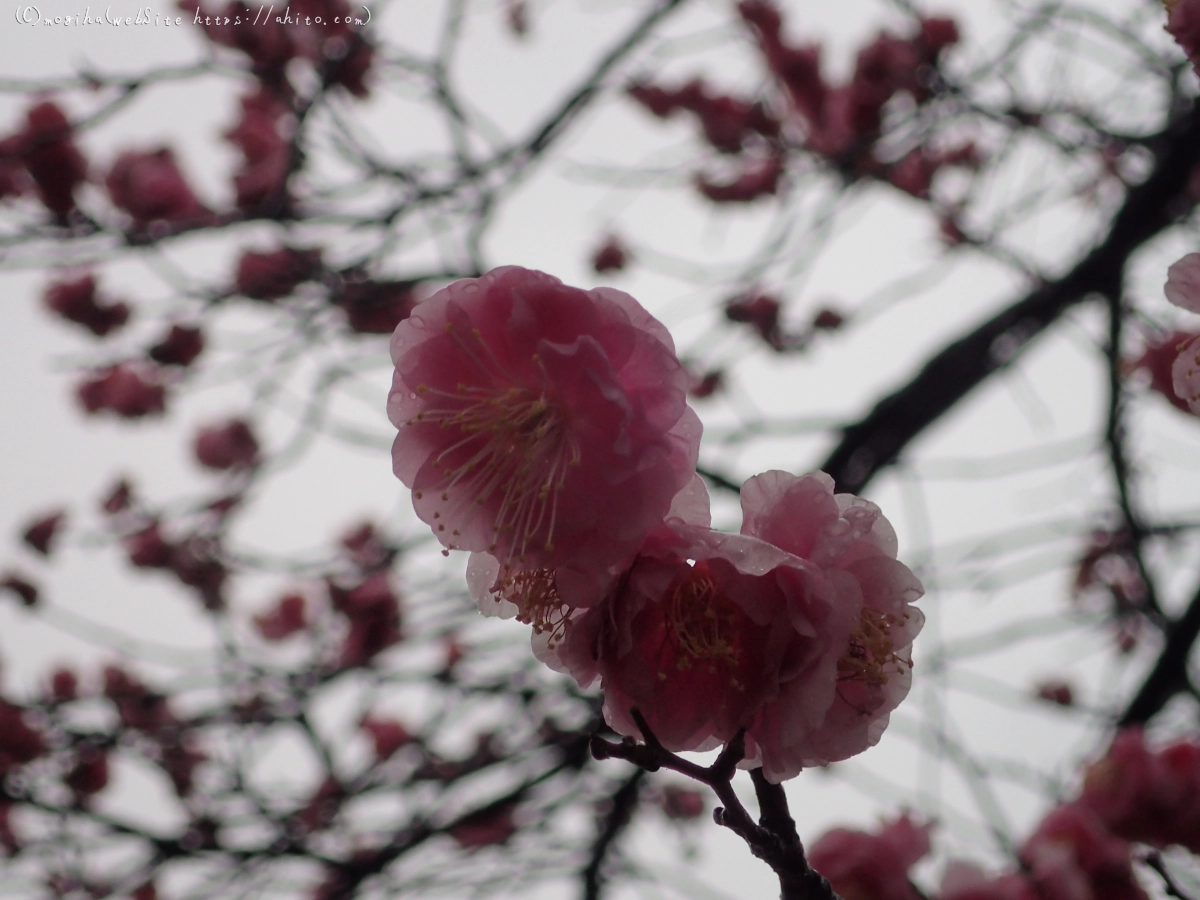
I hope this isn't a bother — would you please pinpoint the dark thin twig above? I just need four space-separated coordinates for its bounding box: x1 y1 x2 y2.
581 769 646 900
591 710 841 900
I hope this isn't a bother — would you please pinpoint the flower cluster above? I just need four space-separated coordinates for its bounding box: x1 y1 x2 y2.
626 2 978 206
388 266 923 781
1162 254 1200 413
808 729 1200 900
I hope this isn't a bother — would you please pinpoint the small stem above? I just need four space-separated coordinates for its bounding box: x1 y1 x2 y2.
591 710 842 900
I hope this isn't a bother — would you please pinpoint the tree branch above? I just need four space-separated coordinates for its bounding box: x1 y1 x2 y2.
821 99 1200 494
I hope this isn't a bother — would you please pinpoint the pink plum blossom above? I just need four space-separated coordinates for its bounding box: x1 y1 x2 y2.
1166 0 1200 74
1171 332 1200 414
1080 728 1200 852
739 470 924 780
807 813 931 900
1020 803 1146 900
547 510 846 757
1165 252 1200 313
388 266 700 609
1131 330 1200 414
193 419 260 470
43 274 130 337
105 148 206 227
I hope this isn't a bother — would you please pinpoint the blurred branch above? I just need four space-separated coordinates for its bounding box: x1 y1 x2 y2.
821 98 1200 495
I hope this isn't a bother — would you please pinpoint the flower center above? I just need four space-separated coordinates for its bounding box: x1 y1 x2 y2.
403 327 581 559
490 566 569 648
665 563 741 676
837 608 911 687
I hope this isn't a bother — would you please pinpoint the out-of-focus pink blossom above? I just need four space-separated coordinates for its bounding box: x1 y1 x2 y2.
739 471 924 780
225 89 292 211
1034 679 1075 707
330 572 402 667
193 419 260 470
292 776 344 834
738 2 827 124
1080 728 1200 853
659 784 705 821
340 521 394 571
65 746 110 800
1171 333 1200 414
254 593 308 641
888 149 937 199
44 275 130 337
18 100 87 221
103 666 176 733
812 307 846 330
940 862 1039 900
161 742 206 798
448 804 518 849
688 368 724 399
1165 253 1200 313
388 266 701 609
808 814 932 900
21 509 65 556
361 716 412 760
335 279 417 333
0 702 47 776
76 363 166 419
551 518 839 758
148 324 204 367
169 536 228 610
235 246 321 300
1020 803 1147 900
591 234 630 273
1130 330 1199 413
49 668 78 702
126 523 173 569
1167 0 1200 74
101 478 134 515
0 572 38 607
726 290 786 349
627 78 779 154
106 148 206 227
920 17 960 55
695 153 784 203
182 0 373 95
181 0 295 77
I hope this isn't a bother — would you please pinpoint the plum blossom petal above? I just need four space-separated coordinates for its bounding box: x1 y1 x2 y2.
1171 333 1200 414
1165 253 1200 313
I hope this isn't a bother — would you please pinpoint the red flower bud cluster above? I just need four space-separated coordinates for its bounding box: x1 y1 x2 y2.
627 78 780 154
193 418 261 471
43 274 130 337
180 0 374 97
225 89 293 211
0 100 88 222
333 279 418 334
235 246 323 300
76 363 167 419
105 148 208 228
21 509 65 556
